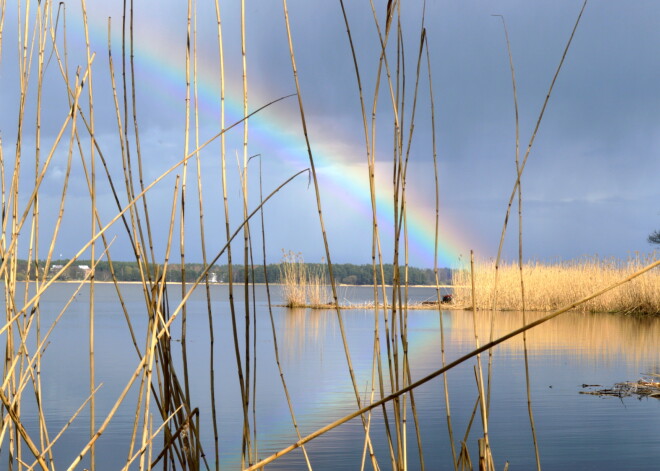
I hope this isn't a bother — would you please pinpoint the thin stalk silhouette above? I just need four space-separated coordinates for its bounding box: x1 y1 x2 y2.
493 13 542 470
486 0 587 415
282 1 382 467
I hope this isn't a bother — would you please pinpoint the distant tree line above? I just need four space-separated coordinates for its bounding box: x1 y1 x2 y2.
12 260 453 285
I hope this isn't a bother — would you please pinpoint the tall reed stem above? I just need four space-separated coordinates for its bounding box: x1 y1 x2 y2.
281 2 379 467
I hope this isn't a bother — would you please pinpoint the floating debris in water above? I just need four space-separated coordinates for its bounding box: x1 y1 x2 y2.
580 375 660 399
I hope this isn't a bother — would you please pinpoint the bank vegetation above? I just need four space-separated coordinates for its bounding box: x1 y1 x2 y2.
452 254 660 315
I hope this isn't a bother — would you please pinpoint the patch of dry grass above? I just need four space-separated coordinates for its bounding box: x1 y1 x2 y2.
279 250 330 308
452 253 660 315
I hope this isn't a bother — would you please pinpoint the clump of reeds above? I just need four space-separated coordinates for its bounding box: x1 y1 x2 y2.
278 250 330 308
279 250 308 307
307 257 329 306
452 253 660 315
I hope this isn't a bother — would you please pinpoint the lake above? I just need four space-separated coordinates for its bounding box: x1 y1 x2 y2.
6 282 660 470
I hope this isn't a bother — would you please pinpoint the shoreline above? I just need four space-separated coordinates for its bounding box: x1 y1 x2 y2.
16 280 456 289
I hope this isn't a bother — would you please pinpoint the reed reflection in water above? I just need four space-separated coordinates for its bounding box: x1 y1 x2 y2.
450 310 660 367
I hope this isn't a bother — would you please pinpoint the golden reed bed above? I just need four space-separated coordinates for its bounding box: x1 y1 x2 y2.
451 254 660 315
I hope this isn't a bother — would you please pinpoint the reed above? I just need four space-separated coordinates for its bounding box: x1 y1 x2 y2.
279 250 307 307
278 250 330 308
307 258 330 306
452 254 660 315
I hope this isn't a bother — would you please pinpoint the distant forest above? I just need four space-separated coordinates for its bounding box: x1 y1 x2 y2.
14 260 453 285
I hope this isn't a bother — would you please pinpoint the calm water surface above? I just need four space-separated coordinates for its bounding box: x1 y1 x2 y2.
8 283 660 470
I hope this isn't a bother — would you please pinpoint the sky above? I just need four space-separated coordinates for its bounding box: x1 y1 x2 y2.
1 0 659 269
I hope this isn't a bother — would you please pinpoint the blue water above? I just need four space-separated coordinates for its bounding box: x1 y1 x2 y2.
5 282 660 470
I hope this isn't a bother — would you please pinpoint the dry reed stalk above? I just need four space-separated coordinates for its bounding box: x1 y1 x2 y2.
27 3 52 463
338 2 399 466
240 1 253 466
474 367 494 471
77 2 98 468
457 441 473 471
104 18 142 259
359 379 377 471
307 261 330 306
467 250 494 469
192 2 220 466
211 4 251 466
399 24 437 471
494 13 542 469
258 167 313 470
390 25 405 467
365 3 403 466
490 0 589 313
129 6 157 280
109 13 147 280
138 177 180 470
118 0 152 285
178 0 193 418
118 0 158 285
211 3 245 467
485 0 588 420
279 250 308 307
381 5 433 467
246 256 660 470
421 28 458 467
249 196 260 465
283 1 384 465
456 398 479 471
0 3 13 462
240 153 266 464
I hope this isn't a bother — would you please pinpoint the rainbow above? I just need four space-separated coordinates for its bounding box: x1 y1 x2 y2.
85 8 478 269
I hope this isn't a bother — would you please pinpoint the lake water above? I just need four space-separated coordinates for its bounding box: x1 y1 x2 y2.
6 282 660 470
